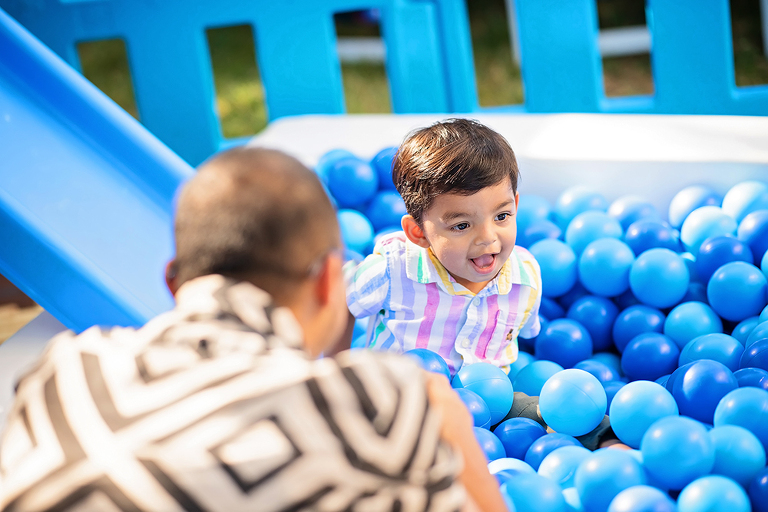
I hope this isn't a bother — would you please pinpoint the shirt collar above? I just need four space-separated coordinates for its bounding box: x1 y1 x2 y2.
404 239 536 296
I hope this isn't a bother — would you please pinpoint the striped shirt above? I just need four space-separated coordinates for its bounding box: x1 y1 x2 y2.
0 275 465 512
346 232 542 373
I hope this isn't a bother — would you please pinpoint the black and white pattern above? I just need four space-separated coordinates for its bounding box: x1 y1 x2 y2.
0 275 464 512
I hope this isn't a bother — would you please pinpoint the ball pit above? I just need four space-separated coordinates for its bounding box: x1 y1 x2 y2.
316 146 768 511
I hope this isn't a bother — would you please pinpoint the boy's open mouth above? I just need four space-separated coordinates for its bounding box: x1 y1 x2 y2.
470 253 497 273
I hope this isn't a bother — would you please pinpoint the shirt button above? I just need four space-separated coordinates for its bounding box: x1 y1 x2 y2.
461 339 470 348
472 297 481 306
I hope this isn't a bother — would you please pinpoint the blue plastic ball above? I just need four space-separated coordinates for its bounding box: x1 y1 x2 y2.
732 316 760 345
630 248 690 308
488 457 537 476
554 187 609 230
623 219 680 255
574 359 620 384
338 209 374 253
574 449 646 512
677 475 750 512
535 319 593 369
579 238 636 297
517 194 552 228
609 380 679 449
404 348 451 380
316 148 355 180
508 351 536 382
603 381 625 410
530 239 578 298
667 360 738 424
663 301 723 350
745 320 768 348
668 185 722 230
537 445 591 488
517 218 563 250
713 387 768 453
749 467 768 512
721 180 768 224
640 416 715 490
709 424 766 487
494 417 547 460
761 304 768 323
734 367 768 390
612 305 665 353
708 261 768 321
525 433 582 471
737 209 768 265
501 472 567 512
680 206 737 254
694 235 754 283
541 298 566 320
678 333 744 372
740 338 768 371
763 248 768 281
539 369 606 436
621 332 679 382
608 196 660 232
566 296 619 352
364 191 406 231
326 156 379 207
565 211 623 256
474 426 506 461
607 485 676 512
590 352 622 377
513 361 564 396
455 388 492 429
453 363 514 424
370 146 397 190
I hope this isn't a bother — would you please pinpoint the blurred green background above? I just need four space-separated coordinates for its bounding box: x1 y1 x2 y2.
77 0 768 140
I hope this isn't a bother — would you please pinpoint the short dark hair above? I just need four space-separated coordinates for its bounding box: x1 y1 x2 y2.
173 147 340 302
393 118 519 223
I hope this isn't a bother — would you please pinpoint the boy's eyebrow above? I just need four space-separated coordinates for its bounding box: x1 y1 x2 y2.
494 200 514 211
441 210 471 222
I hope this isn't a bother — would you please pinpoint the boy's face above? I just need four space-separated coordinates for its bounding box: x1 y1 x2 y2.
409 177 520 294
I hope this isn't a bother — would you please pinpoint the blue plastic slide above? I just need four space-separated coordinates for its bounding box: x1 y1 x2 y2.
0 8 194 333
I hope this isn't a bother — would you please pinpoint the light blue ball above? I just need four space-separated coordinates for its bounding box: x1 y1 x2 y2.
762 247 768 281
513 360 564 396
714 387 768 453
574 449 646 512
404 348 451 380
501 472 567 512
488 457 536 476
630 249 690 309
709 425 766 487
607 485 676 512
518 218 563 249
608 195 660 232
721 180 768 224
609 381 678 449
677 475 750 512
745 320 768 348
663 301 723 350
565 211 623 256
579 238 636 297
530 239 578 298
680 206 737 254
733 317 760 345
679 333 744 372
453 363 514 424
668 185 722 229
454 388 492 429
640 416 715 491
537 445 591 488
554 186 609 230
539 369 606 437
338 209 374 253
708 261 768 322
508 351 536 382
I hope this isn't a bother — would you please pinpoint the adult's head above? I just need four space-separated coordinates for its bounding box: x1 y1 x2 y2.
169 146 347 355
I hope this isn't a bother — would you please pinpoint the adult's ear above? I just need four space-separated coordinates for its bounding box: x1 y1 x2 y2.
401 215 431 249
165 260 179 297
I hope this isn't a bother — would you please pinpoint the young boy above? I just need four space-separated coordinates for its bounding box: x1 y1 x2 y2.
345 118 542 373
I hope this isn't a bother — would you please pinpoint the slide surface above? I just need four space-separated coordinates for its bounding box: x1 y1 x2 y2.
0 8 194 333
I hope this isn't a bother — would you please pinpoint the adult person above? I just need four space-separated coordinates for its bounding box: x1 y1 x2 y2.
0 147 505 512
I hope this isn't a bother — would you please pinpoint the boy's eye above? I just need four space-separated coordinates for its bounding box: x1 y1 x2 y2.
451 222 470 231
496 213 511 221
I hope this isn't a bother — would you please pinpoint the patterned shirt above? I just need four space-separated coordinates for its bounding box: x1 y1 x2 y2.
0 275 464 512
346 232 542 373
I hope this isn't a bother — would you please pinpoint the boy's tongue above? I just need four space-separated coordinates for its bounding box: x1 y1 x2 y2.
472 254 494 269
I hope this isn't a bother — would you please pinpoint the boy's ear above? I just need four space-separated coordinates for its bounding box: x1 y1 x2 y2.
515 191 520 212
402 215 431 249
165 260 179 297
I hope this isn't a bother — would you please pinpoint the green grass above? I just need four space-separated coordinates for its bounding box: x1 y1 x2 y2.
75 0 768 139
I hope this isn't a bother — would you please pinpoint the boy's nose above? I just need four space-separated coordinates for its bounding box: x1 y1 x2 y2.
475 223 498 247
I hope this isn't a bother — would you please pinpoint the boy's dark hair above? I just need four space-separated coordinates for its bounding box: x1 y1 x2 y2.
173 146 340 304
393 118 519 223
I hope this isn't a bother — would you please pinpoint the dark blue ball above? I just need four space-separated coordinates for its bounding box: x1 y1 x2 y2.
603 380 626 410
535 319 593 368
557 281 589 310
746 321 768 348
612 305 666 353
326 156 379 207
738 210 768 265
574 359 621 384
668 359 738 424
365 191 407 231
493 417 547 459
540 297 565 320
621 332 680 382
524 433 581 471
741 338 768 371
623 219 681 255
517 218 562 249
734 367 768 390
566 295 619 352
370 146 398 191
749 466 768 512
474 426 506 461
695 235 753 283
